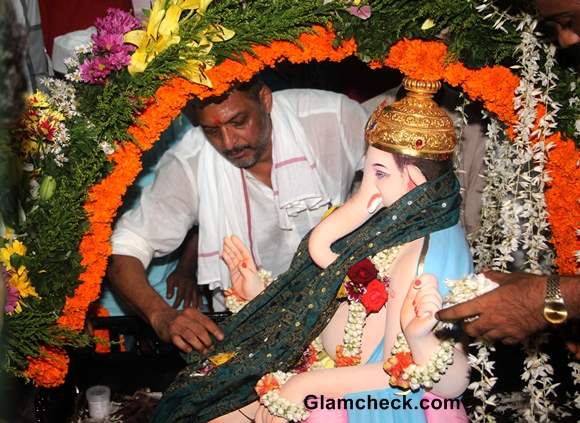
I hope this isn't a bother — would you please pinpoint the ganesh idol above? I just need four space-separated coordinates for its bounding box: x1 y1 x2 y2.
152 78 472 423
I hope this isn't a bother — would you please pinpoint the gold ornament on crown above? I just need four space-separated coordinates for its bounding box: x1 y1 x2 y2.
365 78 456 161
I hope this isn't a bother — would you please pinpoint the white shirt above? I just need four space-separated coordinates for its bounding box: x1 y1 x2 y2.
111 89 369 287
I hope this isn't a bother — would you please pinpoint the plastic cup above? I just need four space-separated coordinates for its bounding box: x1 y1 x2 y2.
85 385 111 420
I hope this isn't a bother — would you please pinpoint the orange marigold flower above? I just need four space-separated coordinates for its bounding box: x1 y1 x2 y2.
385 39 448 81
335 344 361 367
255 374 281 397
25 346 70 388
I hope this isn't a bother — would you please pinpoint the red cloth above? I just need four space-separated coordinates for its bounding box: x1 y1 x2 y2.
39 0 132 56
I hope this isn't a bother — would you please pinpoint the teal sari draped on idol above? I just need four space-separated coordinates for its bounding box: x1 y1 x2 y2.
153 171 462 423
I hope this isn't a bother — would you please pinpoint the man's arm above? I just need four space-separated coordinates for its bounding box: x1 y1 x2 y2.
166 228 200 308
436 271 579 344
108 254 223 353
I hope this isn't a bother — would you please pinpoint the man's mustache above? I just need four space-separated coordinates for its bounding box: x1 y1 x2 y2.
224 145 254 157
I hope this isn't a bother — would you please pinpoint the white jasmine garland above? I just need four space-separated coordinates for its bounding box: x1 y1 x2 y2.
258 371 310 422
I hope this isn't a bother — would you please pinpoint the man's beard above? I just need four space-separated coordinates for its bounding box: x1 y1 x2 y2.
556 43 580 71
224 134 269 169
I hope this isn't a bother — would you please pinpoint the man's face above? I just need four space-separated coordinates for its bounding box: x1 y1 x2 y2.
536 0 580 48
197 87 273 169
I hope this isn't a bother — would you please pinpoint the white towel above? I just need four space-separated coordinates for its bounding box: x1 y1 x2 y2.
196 94 330 289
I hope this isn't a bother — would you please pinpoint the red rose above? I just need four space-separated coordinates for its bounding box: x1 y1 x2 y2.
347 258 378 286
361 279 388 313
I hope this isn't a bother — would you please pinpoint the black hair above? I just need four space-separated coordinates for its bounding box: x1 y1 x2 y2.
183 76 266 125
392 154 453 181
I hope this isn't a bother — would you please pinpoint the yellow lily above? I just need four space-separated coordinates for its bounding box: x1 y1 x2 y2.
125 0 186 75
178 24 235 86
421 19 436 31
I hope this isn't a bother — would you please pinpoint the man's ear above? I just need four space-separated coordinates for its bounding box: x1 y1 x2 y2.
259 85 273 113
407 165 426 186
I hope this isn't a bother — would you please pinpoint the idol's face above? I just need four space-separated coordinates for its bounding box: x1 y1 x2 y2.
366 147 412 208
197 86 273 168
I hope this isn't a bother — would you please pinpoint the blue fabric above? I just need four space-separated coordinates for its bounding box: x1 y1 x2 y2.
345 223 473 422
100 115 193 316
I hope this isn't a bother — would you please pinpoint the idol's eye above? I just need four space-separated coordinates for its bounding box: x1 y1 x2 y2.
374 170 387 179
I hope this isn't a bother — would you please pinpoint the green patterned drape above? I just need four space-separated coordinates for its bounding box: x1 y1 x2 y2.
153 171 461 422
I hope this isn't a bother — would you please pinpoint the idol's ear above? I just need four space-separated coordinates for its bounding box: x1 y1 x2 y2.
406 164 426 188
308 147 383 269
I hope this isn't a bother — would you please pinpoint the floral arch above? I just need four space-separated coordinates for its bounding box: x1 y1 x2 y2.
2 0 579 419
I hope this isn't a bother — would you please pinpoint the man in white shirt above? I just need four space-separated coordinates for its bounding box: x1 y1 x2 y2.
107 78 369 354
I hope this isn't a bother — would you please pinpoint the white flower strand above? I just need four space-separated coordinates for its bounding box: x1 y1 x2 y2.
342 302 366 356
339 245 400 359
389 333 455 391
467 341 498 423
520 336 559 422
259 371 309 422
512 15 554 275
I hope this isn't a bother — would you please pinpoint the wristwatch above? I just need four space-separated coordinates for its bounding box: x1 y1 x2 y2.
543 274 568 325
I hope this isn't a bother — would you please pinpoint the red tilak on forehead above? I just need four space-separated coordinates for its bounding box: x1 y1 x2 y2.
211 116 222 126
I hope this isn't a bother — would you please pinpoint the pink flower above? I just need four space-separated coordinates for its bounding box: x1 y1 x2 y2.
5 284 19 314
92 33 128 55
94 8 141 35
347 5 372 20
80 56 112 84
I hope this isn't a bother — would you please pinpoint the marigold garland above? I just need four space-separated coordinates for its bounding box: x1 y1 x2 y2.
36 27 578 387
24 346 70 388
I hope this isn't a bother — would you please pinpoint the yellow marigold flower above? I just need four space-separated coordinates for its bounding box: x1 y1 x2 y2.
27 91 49 108
10 265 39 300
0 240 27 271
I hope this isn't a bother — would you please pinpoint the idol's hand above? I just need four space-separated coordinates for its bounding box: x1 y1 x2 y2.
400 274 441 341
254 405 288 423
222 235 264 301
255 373 307 423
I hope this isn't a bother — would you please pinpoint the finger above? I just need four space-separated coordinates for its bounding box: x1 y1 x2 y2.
402 278 423 312
502 336 520 345
415 291 443 310
178 322 213 351
171 334 194 353
225 236 245 263
435 299 481 322
231 236 257 271
173 283 185 309
480 329 508 344
416 300 441 318
481 270 514 286
188 310 225 341
166 276 175 299
462 316 490 338
183 285 194 308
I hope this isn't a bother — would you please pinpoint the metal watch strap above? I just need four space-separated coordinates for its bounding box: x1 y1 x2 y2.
545 274 563 301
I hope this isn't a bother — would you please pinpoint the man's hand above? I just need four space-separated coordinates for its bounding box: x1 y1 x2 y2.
435 271 548 344
149 306 224 354
166 267 199 309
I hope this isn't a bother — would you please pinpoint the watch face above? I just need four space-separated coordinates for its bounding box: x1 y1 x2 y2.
544 301 568 324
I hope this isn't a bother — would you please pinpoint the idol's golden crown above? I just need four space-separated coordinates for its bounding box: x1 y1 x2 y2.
365 78 456 161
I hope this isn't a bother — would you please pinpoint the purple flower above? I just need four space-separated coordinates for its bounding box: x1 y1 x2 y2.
5 284 19 314
80 56 113 84
95 8 141 35
107 51 133 70
92 33 128 55
347 5 372 20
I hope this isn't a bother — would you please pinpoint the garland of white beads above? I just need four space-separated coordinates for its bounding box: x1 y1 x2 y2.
342 302 366 357
339 245 400 360
224 269 274 314
391 333 455 391
259 371 310 422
